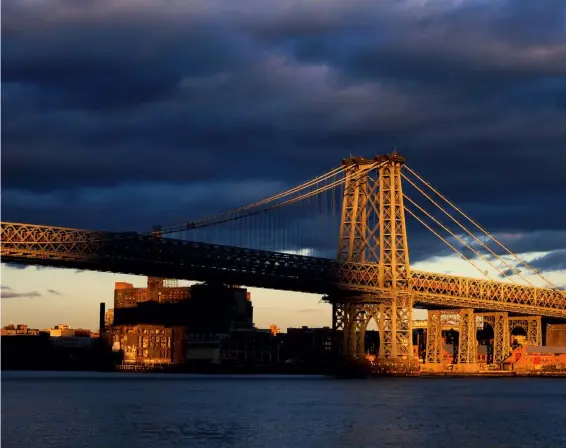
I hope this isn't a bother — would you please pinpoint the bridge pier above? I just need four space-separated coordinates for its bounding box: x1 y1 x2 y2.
333 298 416 373
509 316 542 346
453 309 479 373
422 310 444 373
479 312 510 367
333 302 377 359
377 296 413 360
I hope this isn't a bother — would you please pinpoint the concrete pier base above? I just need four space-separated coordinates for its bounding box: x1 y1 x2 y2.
421 363 445 373
453 363 480 373
374 358 420 375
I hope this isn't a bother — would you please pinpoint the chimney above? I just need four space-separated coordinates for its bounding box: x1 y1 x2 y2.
99 302 106 334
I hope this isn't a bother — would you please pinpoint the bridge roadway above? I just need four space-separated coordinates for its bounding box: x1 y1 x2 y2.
1 222 565 318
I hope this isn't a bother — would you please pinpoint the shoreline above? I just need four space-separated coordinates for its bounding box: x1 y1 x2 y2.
3 366 566 378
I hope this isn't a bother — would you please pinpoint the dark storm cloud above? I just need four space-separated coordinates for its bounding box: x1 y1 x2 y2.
530 250 566 272
47 289 63 296
3 263 34 270
1 0 565 272
3 263 51 271
1 290 42 299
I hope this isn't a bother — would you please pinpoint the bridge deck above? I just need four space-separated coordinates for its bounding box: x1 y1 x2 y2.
1 222 565 318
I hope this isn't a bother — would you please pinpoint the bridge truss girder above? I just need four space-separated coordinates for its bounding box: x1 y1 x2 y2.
2 222 565 319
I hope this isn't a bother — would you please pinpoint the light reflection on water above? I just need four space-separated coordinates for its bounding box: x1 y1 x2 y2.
2 371 566 448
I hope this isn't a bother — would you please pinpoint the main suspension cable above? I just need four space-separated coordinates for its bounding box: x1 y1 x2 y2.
404 164 561 290
178 175 349 231
403 193 509 280
41 165 356 244
402 173 537 287
158 166 346 235
404 204 493 280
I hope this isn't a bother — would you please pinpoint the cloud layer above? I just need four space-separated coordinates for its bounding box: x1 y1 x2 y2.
1 290 42 299
2 0 565 271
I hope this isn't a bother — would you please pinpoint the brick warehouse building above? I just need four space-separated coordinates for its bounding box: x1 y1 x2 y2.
109 277 255 369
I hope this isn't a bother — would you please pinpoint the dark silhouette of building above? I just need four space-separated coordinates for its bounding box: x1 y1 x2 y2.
282 326 334 365
110 278 254 368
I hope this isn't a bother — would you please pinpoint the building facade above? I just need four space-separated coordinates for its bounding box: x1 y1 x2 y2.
505 345 566 371
110 278 255 368
1 324 40 336
113 325 187 366
546 324 566 347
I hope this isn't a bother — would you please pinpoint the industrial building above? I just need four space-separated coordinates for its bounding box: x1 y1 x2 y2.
114 278 191 309
108 277 256 369
546 324 566 346
113 325 187 367
186 329 276 365
505 345 566 371
1 324 39 336
283 326 334 364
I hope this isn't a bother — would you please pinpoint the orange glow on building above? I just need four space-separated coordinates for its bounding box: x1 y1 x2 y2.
505 345 566 371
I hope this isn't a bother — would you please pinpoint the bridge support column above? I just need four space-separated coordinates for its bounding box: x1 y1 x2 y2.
454 308 479 373
378 297 413 359
528 316 542 346
332 302 346 356
347 311 366 358
376 296 416 373
508 316 543 347
422 310 443 373
482 312 510 367
335 303 381 359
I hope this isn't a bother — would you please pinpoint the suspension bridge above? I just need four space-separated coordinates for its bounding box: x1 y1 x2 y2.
2 152 565 371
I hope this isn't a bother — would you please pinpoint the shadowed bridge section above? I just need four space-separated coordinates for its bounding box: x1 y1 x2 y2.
0 222 334 294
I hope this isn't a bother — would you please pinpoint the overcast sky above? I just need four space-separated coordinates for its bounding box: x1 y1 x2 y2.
2 0 565 330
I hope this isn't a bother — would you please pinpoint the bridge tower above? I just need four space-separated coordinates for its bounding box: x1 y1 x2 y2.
332 153 414 370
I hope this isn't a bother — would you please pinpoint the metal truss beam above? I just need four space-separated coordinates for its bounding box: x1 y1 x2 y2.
408 271 566 317
2 222 566 319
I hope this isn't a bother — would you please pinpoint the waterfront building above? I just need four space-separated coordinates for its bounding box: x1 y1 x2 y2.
113 324 187 367
505 345 566 371
546 324 566 346
1 324 40 336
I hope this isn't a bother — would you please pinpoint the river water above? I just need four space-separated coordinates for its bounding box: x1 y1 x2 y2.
2 371 565 448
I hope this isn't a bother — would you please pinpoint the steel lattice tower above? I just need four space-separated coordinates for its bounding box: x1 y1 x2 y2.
332 153 413 368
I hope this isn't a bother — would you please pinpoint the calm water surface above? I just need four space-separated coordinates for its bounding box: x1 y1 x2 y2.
2 371 565 448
